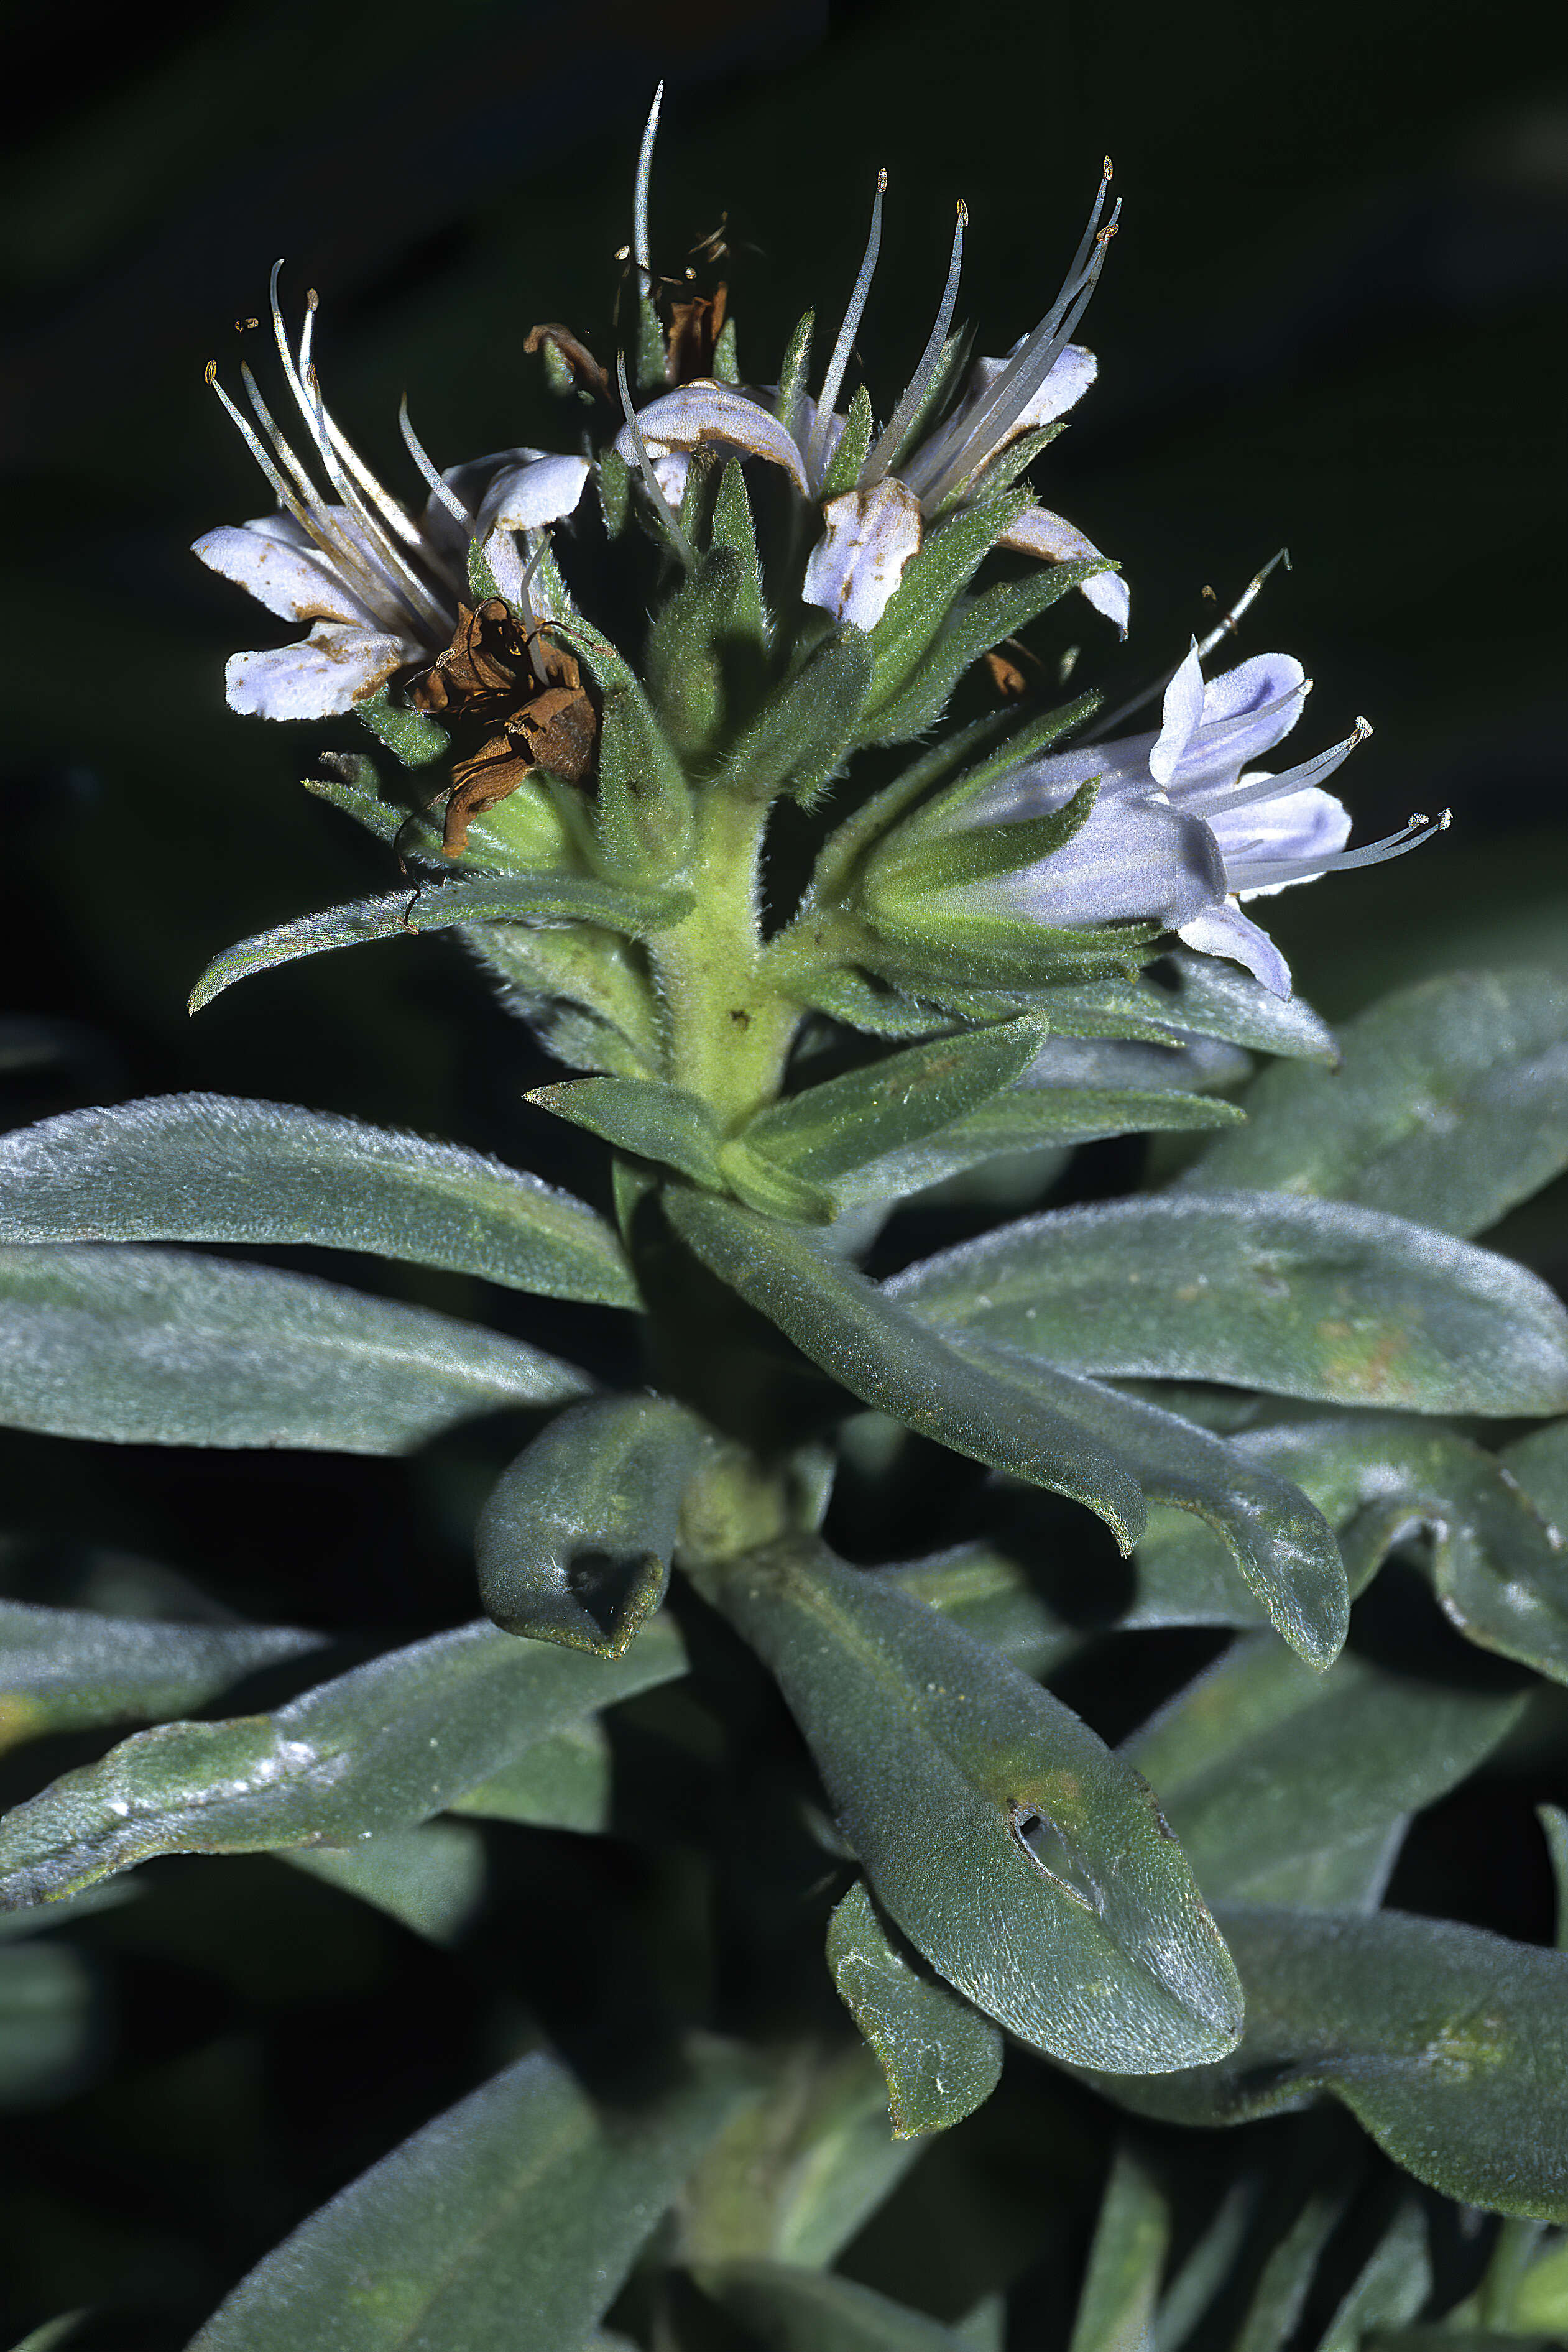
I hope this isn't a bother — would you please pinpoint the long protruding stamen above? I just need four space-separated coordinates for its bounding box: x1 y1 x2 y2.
860 198 967 489
514 536 553 686
1085 550 1293 742
1202 718 1372 815
1196 548 1292 662
399 398 476 535
807 169 887 494
634 83 664 299
298 290 445 570
1240 808 1450 888
616 353 696 570
205 362 335 552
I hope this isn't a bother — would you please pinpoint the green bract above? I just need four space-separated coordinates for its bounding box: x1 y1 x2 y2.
0 94 1559 2352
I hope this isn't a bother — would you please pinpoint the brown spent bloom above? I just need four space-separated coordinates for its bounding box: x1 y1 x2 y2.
412 599 597 856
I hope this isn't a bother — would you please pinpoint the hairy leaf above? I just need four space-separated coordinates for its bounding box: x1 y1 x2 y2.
712 1538 1242 2072
0 1600 325 1754
0 1246 588 1451
887 1193 1568 1416
279 1819 488 1945
0 1096 637 1307
1179 969 1568 1237
450 1720 611 1835
528 1075 722 1187
0 1615 686 1907
826 1879 1003 2137
476 1395 709 1654
1086 1905 1568 2219
663 1189 1145 1549
189 2042 755 2350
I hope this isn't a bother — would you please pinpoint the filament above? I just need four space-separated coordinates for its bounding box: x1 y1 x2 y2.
861 198 967 487
807 169 887 493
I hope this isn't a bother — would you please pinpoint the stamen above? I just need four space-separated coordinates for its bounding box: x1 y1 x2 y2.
398 397 476 534
1202 717 1372 815
634 82 664 298
1240 808 1450 888
860 198 967 488
908 167 1118 507
1196 548 1292 662
514 537 553 686
807 168 887 494
204 362 359 578
297 285 442 568
616 353 696 570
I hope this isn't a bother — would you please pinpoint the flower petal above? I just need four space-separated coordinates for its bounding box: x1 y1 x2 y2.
1178 900 1293 997
974 792 1225 930
802 479 923 630
1172 652 1309 795
995 505 1130 635
618 383 809 493
224 622 413 720
191 519 376 628
476 454 591 538
1212 784 1352 898
902 343 1099 502
1150 642 1207 786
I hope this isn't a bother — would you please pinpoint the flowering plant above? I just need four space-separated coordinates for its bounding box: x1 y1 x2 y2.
2 92 1566 2352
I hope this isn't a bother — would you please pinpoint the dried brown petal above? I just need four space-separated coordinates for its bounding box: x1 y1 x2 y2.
665 282 727 385
523 323 611 402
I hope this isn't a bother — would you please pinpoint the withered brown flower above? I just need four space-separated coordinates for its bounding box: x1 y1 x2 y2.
412 599 597 857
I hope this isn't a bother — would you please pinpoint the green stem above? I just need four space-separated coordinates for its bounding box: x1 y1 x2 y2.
649 787 801 1127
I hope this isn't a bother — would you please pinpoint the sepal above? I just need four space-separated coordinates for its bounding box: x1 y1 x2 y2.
354 689 450 768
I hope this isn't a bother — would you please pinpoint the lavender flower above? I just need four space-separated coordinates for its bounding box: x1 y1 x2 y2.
193 272 588 719
928 642 1447 995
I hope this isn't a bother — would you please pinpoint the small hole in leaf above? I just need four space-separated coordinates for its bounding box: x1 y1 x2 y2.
1007 1801 1103 1914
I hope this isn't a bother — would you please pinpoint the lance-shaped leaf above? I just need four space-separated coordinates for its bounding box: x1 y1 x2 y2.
826 1878 1003 2137
887 1193 1568 1416
476 1395 709 1654
663 1189 1145 1549
642 543 745 757
189 871 693 1011
711 1537 1242 2072
0 1245 588 1452
189 2041 756 2351
861 560 1114 747
697 2263 969 2352
450 1720 611 1834
528 1075 722 1188
1084 1904 1568 2220
882 1543 1084 1677
721 629 875 806
0 1940 98 2108
939 1332 1347 1666
1122 1633 1527 1909
860 489 1030 713
1179 969 1568 1237
1123 1414 1568 1684
739 1018 1049 1188
1317 2203 1431 2351
7 2317 86 2352
279 1818 487 1945
1067 2146 1169 2352
1059 952 1340 1064
0 1097 638 1308
0 1600 325 1753
0 1614 686 1907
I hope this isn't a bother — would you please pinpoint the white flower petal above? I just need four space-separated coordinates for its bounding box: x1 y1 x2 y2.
1150 642 1207 786
224 622 413 720
618 383 809 493
995 505 1130 635
1178 900 1293 997
1220 785 1352 897
192 520 376 628
802 479 923 630
476 454 591 538
1173 653 1308 795
973 339 1099 436
974 792 1225 931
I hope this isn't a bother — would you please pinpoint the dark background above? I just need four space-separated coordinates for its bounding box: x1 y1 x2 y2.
1 0 1564 2341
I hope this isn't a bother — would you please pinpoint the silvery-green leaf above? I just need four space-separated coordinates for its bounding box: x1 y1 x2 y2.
1504 1420 1568 1543
450 1721 611 1834
712 1538 1242 2073
528 1075 722 1187
188 2041 756 2351
0 1600 325 1753
1538 1807 1568 1951
1179 969 1568 1237
1122 1633 1526 1909
1084 1904 1568 2219
277 1819 488 1945
663 1188 1145 1549
0 1097 637 1307
0 1615 685 1907
938 1335 1347 1667
189 872 692 1010
887 1193 1568 1415
740 1018 1048 1188
1068 2146 1169 2352
1317 2203 1431 2351
0 1245 587 1451
0 1941 96 2108
476 1396 709 1654
1232 2190 1345 2352
6 2317 85 2352
698 2262 969 2351
679 2047 919 2271
826 1878 1003 2137
881 1543 1083 1677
